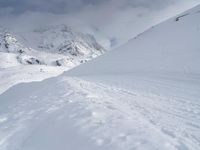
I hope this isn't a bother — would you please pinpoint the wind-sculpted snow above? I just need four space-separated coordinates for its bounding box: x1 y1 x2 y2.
0 76 200 150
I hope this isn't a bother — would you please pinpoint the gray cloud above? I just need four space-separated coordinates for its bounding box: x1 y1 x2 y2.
0 0 195 14
0 0 107 14
0 0 200 49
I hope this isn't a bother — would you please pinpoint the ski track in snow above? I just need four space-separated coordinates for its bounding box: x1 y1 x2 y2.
0 76 199 150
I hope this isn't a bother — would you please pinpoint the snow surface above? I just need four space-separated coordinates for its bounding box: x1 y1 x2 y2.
0 65 65 94
67 5 200 76
0 25 105 94
0 5 200 150
1 75 200 150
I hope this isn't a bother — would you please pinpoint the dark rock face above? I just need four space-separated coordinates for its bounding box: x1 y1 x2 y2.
26 58 41 65
175 14 189 21
56 60 62 66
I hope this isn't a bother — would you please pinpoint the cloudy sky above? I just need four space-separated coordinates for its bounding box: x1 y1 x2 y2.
0 0 200 48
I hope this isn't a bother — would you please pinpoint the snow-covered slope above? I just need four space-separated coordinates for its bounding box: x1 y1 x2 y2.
0 5 200 150
2 75 200 150
67 5 200 76
65 6 200 149
0 25 105 94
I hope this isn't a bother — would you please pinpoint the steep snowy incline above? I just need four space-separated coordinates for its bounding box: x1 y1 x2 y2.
65 6 200 109
67 5 200 76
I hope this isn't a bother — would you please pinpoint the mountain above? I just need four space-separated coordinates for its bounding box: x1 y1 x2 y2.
0 25 105 67
18 25 105 58
0 5 200 150
0 25 105 94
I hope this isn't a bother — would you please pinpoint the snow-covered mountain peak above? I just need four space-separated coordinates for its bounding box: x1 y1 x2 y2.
0 30 30 54
21 24 105 57
0 24 106 68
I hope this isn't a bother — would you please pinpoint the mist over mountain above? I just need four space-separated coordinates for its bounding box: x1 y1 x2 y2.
1 0 200 49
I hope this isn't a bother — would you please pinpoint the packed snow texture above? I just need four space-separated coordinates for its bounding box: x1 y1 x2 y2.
0 75 200 150
0 5 200 150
